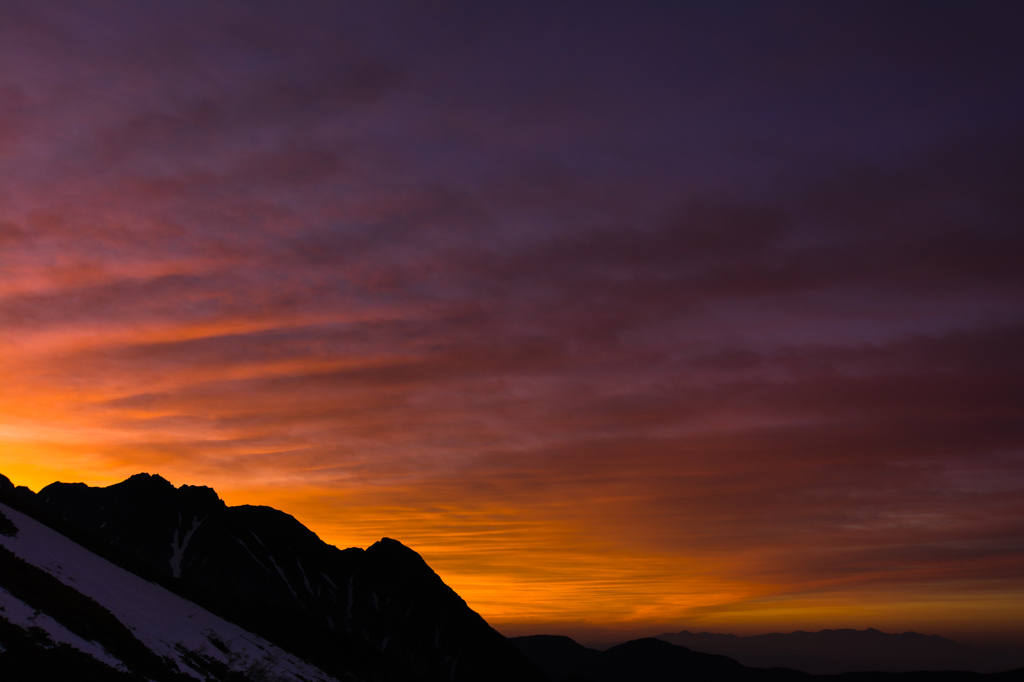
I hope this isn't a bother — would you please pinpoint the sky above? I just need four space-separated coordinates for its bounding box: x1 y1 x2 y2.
1 1 1023 647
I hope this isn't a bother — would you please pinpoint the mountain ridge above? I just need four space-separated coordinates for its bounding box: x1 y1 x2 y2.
2 471 547 682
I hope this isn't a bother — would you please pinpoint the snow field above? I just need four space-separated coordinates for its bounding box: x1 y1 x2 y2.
0 502 339 682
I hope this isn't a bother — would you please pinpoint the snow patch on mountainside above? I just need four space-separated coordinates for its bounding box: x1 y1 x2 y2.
0 502 340 682
268 553 299 600
0 586 127 670
231 533 275 577
170 515 203 578
297 558 313 594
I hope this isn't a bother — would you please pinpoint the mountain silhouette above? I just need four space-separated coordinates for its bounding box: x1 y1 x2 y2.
2 472 546 682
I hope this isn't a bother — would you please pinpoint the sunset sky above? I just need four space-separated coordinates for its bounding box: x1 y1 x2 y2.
1 1 1023 647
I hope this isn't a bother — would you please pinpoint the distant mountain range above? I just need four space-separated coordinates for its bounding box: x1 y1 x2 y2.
509 635 1023 682
655 629 1024 675
2 471 1022 682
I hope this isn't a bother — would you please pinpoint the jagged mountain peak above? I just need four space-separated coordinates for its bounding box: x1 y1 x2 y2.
111 472 225 509
175 483 225 509
121 471 174 488
366 536 431 567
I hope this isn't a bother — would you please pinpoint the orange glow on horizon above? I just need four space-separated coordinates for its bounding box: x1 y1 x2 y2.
3 416 1024 645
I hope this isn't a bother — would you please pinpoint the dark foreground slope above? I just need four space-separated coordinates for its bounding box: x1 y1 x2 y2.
512 635 1024 682
0 501 339 682
0 473 545 682
656 629 1024 675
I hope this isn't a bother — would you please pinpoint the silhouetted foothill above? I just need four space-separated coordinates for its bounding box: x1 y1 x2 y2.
512 635 606 682
513 635 749 682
